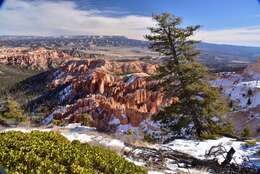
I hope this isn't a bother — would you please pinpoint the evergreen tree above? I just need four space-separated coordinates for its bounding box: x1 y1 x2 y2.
146 13 228 138
229 101 233 108
247 88 253 96
0 97 26 123
247 98 252 105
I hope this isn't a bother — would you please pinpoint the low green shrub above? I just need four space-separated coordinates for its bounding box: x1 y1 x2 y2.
78 113 94 127
53 119 62 126
200 121 234 140
0 131 147 174
243 140 257 148
143 134 157 143
241 127 251 138
200 132 218 140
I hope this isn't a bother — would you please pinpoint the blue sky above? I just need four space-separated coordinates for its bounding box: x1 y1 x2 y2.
1 0 260 46
79 0 260 29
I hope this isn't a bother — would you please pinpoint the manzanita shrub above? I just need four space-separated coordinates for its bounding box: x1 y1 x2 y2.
0 131 147 174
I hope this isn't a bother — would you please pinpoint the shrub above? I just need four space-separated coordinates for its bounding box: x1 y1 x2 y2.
53 119 62 126
143 134 157 143
0 131 147 174
243 140 257 148
200 121 234 140
241 127 251 138
200 132 218 140
127 129 133 135
78 113 94 127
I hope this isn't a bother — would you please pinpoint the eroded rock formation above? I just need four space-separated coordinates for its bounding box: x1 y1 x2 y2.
39 59 176 131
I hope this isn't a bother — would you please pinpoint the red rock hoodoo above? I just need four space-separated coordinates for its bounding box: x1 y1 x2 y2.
42 59 176 131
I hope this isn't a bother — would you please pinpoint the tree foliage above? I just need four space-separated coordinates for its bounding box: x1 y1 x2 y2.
0 97 27 124
0 131 147 174
146 13 229 138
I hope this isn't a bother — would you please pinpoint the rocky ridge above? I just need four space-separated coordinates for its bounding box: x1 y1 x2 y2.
0 47 75 70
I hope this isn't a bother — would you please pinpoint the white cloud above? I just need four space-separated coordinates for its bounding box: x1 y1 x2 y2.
0 0 154 40
195 26 260 46
1 0 260 46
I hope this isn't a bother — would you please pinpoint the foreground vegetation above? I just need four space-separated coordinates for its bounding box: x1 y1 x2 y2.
0 131 147 174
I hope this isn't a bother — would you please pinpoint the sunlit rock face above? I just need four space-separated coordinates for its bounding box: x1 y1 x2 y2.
0 47 75 70
36 59 176 131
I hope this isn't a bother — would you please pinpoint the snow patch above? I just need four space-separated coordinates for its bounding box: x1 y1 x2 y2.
162 137 260 164
53 70 65 80
117 124 140 134
42 107 67 125
211 74 260 109
109 116 120 125
59 84 72 102
126 74 137 85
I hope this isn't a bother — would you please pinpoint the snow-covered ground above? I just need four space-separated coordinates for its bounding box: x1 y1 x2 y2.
1 123 259 174
211 72 260 137
225 80 260 108
162 137 258 164
211 74 260 109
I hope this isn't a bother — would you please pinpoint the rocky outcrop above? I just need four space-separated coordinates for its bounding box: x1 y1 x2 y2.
35 59 176 131
0 47 75 70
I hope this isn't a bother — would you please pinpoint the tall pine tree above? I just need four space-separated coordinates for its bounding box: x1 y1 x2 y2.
146 13 229 138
